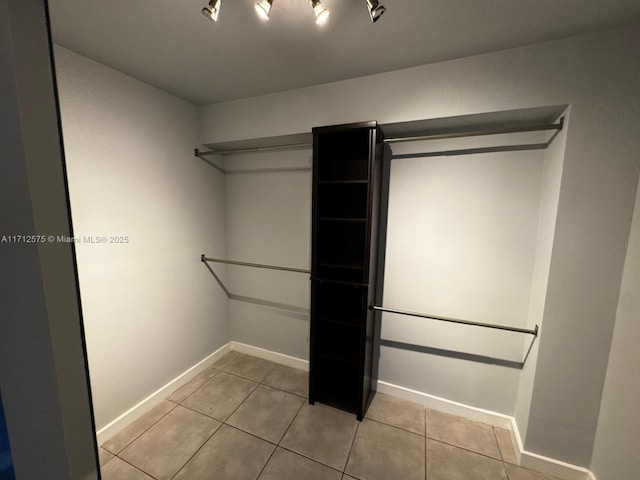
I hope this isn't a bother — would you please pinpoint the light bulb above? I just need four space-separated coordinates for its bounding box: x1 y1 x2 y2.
366 0 386 23
311 0 329 25
255 0 272 21
202 0 221 22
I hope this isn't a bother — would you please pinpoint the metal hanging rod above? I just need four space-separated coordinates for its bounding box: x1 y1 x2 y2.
391 142 548 159
226 166 312 174
195 143 312 157
370 305 539 336
201 254 310 274
384 118 564 144
201 255 310 314
390 118 564 159
194 149 311 174
194 150 226 174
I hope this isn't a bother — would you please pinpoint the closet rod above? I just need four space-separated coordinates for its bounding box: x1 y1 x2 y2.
196 143 312 157
201 255 310 274
194 150 311 174
391 142 547 159
195 118 563 156
384 118 564 144
370 305 539 336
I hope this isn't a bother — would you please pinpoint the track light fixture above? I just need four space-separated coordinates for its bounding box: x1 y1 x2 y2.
201 0 385 25
254 0 273 21
309 0 330 25
202 0 221 22
366 0 386 23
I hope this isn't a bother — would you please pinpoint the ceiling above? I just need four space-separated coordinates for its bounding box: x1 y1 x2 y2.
49 0 640 106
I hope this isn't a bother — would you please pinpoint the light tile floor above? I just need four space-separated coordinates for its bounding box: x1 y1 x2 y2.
100 352 563 480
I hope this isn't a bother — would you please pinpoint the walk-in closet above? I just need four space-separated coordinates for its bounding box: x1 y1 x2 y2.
2 2 639 480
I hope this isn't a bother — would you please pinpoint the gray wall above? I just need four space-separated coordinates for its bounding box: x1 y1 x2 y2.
0 1 98 478
590 173 640 480
379 136 545 414
514 112 568 441
199 25 640 467
53 46 230 430
224 150 312 360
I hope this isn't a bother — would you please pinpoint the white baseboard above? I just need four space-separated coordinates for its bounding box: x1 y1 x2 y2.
518 447 597 480
94 343 595 480
95 342 307 445
375 379 597 480
375 380 513 429
230 341 309 371
95 342 233 444
508 415 524 465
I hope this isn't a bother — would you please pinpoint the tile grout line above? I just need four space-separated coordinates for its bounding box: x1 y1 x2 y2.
169 368 224 413
206 353 303 477
492 424 513 479
492 426 505 461
267 398 354 475
210 423 282 479
165 367 221 404
176 362 264 424
175 391 248 424
365 415 426 438
101 400 178 456
493 427 521 466
176 372 452 479
111 353 522 480
118 353 557 480
99 448 116 469
343 420 360 475
503 452 518 480
259 382 308 399
253 437 278 480
112 454 161 480
163 368 240 479
425 406 428 480
267 390 350 475
222 423 279 448
505 463 513 480
108 354 390 479
275 443 345 476
222 352 277 384
254 361 308 399
425 409 505 464
426 436 506 463
220 375 262 423
175 360 305 426
167 424 222 480
275 395 306 445
174 401 224 422
218 377 307 445
102 355 320 478
259 365 309 399
122 352 304 453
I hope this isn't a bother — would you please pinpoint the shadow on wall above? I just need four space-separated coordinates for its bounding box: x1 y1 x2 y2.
202 257 311 319
0 393 15 480
379 336 536 369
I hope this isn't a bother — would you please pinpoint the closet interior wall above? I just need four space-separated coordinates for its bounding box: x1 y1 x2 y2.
223 149 312 360
199 26 640 469
380 130 553 415
54 46 230 431
591 172 640 480
514 112 568 441
215 124 563 418
44 21 639 478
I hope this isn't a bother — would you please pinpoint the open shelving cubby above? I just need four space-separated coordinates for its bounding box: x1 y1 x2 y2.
309 121 383 419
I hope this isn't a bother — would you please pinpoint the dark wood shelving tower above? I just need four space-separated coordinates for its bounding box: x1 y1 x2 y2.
309 121 383 420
